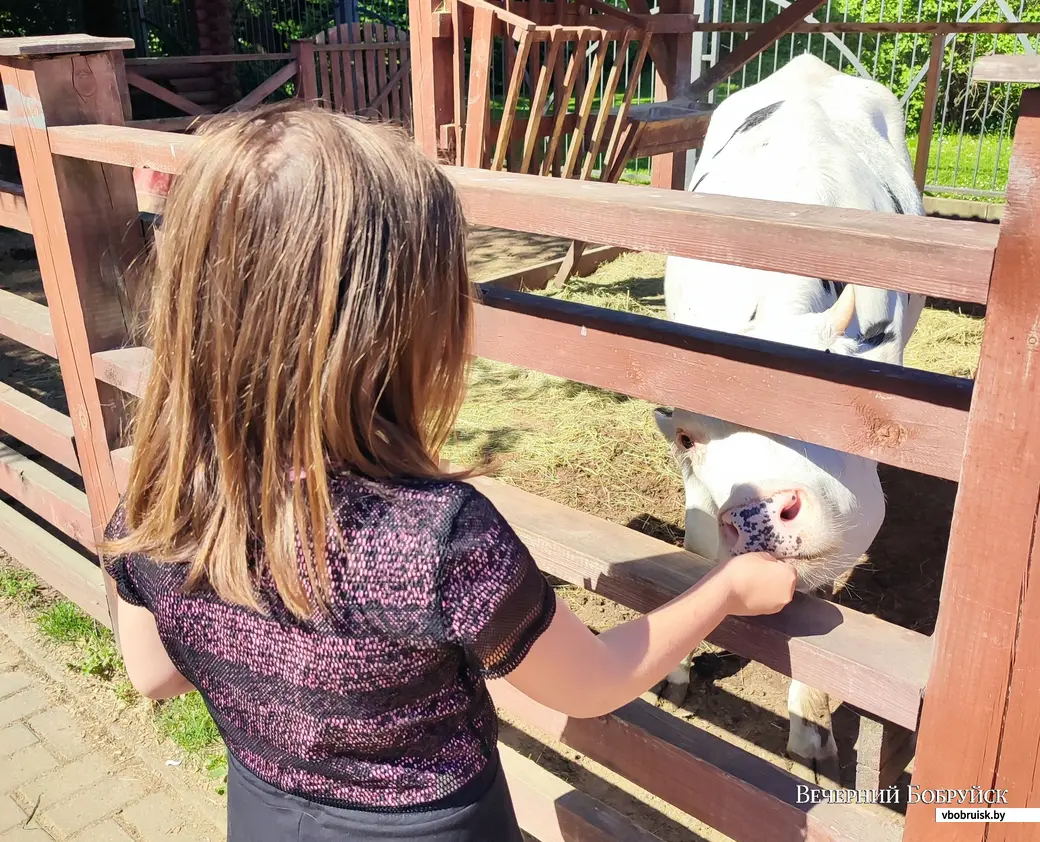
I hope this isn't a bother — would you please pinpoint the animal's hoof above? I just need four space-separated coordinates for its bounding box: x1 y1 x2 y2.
650 678 689 709
787 727 841 787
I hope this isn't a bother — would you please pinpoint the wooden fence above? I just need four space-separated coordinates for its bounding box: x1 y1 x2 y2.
120 25 412 133
1 31 1039 842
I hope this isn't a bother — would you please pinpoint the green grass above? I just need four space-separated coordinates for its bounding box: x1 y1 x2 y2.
155 693 222 754
0 566 39 603
906 133 1008 201
0 562 226 786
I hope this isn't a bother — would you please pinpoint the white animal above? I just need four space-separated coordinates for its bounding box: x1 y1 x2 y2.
654 54 926 777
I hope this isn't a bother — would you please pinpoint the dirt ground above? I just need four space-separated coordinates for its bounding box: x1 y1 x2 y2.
0 225 967 841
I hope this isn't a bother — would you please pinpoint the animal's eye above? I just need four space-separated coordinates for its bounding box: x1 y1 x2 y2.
678 432 695 450
824 348 832 354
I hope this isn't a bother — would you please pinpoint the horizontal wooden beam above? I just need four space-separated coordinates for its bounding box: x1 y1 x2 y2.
94 280 969 481
477 288 970 480
0 443 93 549
0 499 107 624
0 34 134 57
125 53 294 68
972 54 1040 85
695 21 1040 34
498 743 664 842
479 245 627 290
449 168 995 305
0 289 56 357
125 72 210 117
0 384 80 474
46 124 996 304
108 443 928 728
0 181 32 233
492 682 902 842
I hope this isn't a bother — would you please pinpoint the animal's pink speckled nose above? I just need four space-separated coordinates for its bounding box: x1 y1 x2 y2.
720 490 805 556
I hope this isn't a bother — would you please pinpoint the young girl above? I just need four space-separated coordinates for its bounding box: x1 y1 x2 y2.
102 102 797 842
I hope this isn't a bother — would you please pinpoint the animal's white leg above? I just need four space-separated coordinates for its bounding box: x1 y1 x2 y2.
787 680 840 782
656 653 693 707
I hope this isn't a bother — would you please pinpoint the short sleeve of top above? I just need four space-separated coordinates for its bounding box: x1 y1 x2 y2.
439 488 556 679
100 504 149 609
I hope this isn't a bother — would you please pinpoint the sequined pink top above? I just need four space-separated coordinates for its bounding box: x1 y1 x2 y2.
104 476 556 812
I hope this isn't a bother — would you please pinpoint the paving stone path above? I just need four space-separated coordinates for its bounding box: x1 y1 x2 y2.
0 617 225 842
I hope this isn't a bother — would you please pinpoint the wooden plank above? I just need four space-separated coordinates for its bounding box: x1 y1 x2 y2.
363 61 411 117
491 30 533 170
315 45 332 107
0 289 56 356
449 167 996 303
471 289 969 480
326 29 348 112
600 35 651 183
563 35 610 178
46 125 998 303
409 0 455 157
687 0 829 98
520 31 564 173
450 0 466 161
498 743 666 842
492 683 903 842
541 35 589 176
480 244 626 290
462 8 495 168
914 35 945 192
580 31 633 180
3 48 146 634
0 384 79 474
0 499 107 626
973 54 1040 85
228 60 298 112
91 348 151 397
363 23 380 116
297 41 319 102
384 27 403 122
696 21 1040 34
0 442 93 549
371 24 390 120
905 92 1040 842
125 71 210 117
0 180 32 233
0 35 134 57
125 53 294 67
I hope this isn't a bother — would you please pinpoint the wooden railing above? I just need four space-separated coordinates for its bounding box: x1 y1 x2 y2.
2 33 1040 842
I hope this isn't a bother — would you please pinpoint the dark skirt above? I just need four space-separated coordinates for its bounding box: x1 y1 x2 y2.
226 751 525 842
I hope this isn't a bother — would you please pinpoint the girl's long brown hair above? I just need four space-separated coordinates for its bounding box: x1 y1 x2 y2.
103 102 472 618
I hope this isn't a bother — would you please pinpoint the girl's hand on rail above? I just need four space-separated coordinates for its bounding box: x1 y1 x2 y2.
715 551 799 617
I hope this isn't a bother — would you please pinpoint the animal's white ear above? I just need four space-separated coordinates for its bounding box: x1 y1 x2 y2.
653 407 675 439
825 285 856 336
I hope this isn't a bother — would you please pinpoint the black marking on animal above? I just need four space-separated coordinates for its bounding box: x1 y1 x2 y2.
820 279 846 298
884 184 905 215
712 101 785 159
858 318 897 349
691 172 710 192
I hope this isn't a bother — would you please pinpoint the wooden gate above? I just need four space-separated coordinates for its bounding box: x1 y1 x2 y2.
298 24 412 128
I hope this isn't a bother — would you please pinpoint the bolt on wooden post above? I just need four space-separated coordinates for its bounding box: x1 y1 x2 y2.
0 34 146 636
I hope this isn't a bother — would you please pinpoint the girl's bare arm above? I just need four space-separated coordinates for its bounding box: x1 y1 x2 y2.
504 552 795 718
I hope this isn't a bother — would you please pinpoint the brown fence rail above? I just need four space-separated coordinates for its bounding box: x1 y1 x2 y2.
1 32 1040 842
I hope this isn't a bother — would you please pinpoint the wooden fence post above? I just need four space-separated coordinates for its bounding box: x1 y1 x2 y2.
913 33 946 192
408 0 454 159
0 35 144 635
905 89 1040 842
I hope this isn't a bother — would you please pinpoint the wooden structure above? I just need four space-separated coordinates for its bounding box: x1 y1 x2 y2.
2 32 1040 842
118 25 411 134
296 23 412 127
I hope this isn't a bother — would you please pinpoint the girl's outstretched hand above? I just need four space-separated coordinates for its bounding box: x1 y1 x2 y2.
715 551 799 617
